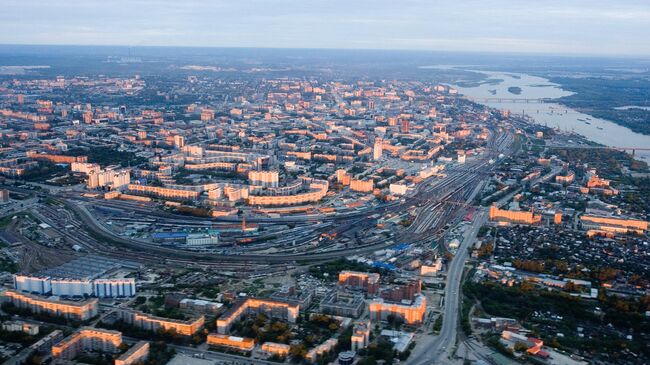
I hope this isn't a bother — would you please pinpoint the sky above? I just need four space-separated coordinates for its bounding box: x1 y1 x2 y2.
2 0 650 56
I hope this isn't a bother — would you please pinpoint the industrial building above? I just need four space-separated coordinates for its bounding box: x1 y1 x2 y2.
13 255 138 298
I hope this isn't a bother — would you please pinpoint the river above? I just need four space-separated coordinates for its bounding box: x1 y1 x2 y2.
445 70 650 161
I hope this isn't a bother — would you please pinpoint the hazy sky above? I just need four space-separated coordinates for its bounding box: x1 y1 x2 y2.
2 0 650 56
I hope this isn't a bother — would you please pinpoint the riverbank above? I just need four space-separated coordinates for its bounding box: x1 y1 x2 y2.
545 76 650 136
445 69 650 161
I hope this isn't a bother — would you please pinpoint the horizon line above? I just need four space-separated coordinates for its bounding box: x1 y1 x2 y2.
1 43 649 61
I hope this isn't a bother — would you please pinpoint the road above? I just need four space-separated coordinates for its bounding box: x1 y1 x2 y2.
408 208 488 365
167 344 279 365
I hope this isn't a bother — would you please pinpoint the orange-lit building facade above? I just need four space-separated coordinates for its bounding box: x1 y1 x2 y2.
580 215 648 235
553 212 563 225
207 334 255 351
305 338 338 362
127 184 201 200
0 108 47 122
185 161 237 171
249 170 279 187
368 294 426 325
261 342 290 356
247 179 328 206
350 179 374 193
3 290 98 321
338 271 380 295
586 174 610 188
351 321 371 351
555 172 575 185
26 151 88 164
216 298 299 334
336 169 351 185
489 205 541 225
51 327 122 360
201 108 215 121
115 341 150 365
120 310 205 336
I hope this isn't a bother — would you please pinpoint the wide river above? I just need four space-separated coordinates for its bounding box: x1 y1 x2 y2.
447 70 650 161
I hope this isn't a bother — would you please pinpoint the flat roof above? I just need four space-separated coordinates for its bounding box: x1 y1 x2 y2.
33 255 140 280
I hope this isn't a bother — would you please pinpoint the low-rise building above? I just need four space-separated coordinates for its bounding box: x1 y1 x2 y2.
1 321 39 335
305 338 337 362
207 334 255 352
261 342 290 357
179 298 223 313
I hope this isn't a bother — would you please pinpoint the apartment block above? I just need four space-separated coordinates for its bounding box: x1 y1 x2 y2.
52 327 122 360
3 290 98 321
217 298 299 334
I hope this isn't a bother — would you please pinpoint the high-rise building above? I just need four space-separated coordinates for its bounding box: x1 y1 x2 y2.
201 108 215 121
0 189 9 203
400 119 410 133
173 135 185 149
87 167 131 190
248 170 279 188
373 138 383 160
83 111 93 124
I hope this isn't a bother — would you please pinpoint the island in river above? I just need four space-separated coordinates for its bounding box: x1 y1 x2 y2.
507 86 522 95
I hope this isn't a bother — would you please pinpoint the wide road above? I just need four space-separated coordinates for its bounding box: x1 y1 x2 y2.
409 208 488 365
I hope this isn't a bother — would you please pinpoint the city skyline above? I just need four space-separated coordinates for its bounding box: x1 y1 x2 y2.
2 0 650 57
1 3 649 364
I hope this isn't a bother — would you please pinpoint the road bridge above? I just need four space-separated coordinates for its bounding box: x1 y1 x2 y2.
548 145 650 156
465 97 551 104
